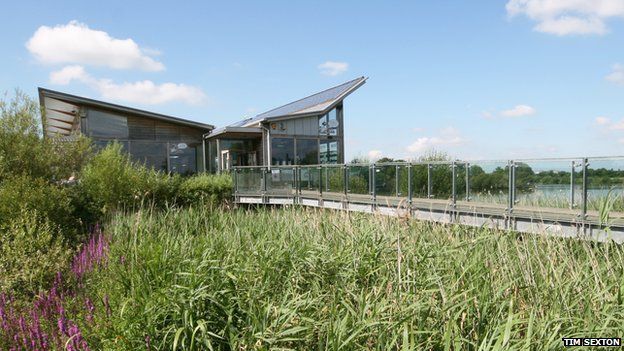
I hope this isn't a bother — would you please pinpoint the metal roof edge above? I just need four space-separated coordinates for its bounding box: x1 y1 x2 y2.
252 76 367 122
38 87 215 130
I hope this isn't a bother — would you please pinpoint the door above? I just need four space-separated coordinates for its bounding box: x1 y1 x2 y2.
221 150 230 172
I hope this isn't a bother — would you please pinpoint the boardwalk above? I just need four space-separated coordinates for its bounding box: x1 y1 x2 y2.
232 157 624 242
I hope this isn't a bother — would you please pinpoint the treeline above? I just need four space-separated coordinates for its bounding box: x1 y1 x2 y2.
326 158 624 197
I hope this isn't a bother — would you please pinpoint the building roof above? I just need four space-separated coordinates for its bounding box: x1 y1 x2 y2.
236 76 367 128
38 88 214 137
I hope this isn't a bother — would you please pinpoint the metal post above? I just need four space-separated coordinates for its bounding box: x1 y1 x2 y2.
295 166 300 198
325 166 329 192
570 160 575 210
395 165 400 197
508 160 515 214
465 162 471 201
407 164 413 205
371 163 377 203
451 162 456 206
427 164 433 198
234 168 239 195
318 166 323 196
261 167 267 198
344 164 349 196
582 158 588 219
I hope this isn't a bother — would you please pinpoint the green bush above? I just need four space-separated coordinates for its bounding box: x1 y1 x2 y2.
0 210 71 296
178 173 232 206
0 175 79 237
79 142 184 213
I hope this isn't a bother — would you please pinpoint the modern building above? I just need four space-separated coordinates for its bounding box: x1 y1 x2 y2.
204 76 367 172
38 88 213 174
38 76 366 174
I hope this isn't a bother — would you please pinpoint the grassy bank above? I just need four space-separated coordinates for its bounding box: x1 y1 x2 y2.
67 206 624 349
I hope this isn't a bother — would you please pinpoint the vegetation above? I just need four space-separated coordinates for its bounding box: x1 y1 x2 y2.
5 206 624 349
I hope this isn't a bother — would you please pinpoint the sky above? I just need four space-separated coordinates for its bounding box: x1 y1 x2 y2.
1 0 624 161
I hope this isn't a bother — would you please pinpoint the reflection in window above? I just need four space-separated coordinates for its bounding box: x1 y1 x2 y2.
318 114 327 135
130 141 167 171
93 139 129 152
87 110 129 138
169 142 197 174
296 139 318 165
327 108 338 136
320 140 338 164
271 138 294 165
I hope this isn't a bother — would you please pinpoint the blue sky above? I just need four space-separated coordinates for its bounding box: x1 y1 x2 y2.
1 0 624 161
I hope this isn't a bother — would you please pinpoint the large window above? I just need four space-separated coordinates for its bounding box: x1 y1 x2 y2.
318 107 340 137
271 137 294 165
296 139 318 165
169 142 197 174
87 110 129 138
131 141 168 171
320 140 339 164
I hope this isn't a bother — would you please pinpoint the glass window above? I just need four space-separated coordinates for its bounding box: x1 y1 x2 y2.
93 139 129 153
87 109 129 138
130 141 167 171
320 140 339 164
169 142 197 174
208 140 217 173
318 114 327 135
327 108 338 136
271 137 294 165
296 138 318 165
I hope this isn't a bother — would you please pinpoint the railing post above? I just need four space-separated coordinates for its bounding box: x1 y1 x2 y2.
262 167 267 199
508 161 515 228
570 160 575 210
582 158 589 220
427 164 433 198
325 166 329 192
407 163 413 205
344 164 349 197
465 162 471 201
318 165 323 197
233 167 239 196
451 161 456 207
371 163 377 204
395 165 400 197
295 166 300 200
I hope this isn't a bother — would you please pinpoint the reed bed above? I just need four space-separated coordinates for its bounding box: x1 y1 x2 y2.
73 205 624 350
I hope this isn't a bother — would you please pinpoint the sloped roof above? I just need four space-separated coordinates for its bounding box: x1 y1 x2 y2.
239 76 367 127
38 88 214 137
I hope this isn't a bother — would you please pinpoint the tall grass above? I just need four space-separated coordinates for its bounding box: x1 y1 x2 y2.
80 206 624 350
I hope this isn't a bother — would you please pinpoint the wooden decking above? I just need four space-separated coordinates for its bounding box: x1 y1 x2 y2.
234 189 624 242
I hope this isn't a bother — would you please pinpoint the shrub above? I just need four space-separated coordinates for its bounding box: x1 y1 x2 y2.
0 91 92 182
0 210 71 296
178 173 232 206
78 142 182 213
0 175 78 238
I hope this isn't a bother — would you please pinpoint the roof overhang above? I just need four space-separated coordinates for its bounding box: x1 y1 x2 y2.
204 126 263 140
241 76 367 127
38 88 214 137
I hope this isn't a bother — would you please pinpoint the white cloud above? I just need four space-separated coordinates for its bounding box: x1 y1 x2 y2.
368 150 383 160
483 104 536 119
599 117 624 130
595 116 611 125
506 0 624 36
606 63 624 84
500 104 536 117
27 20 164 71
49 65 206 105
318 61 349 76
406 127 466 153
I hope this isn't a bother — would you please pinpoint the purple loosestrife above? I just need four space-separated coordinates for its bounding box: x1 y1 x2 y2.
0 227 111 350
